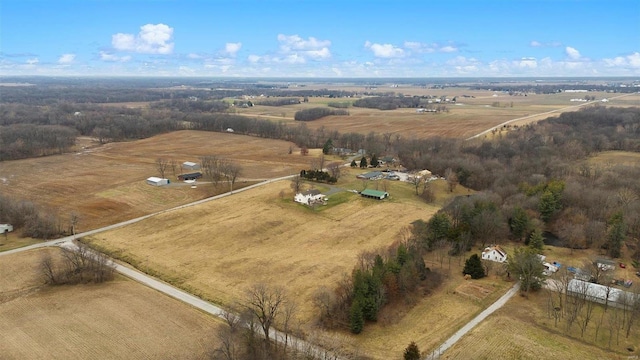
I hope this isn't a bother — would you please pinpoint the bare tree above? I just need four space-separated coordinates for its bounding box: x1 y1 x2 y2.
69 211 80 238
40 253 57 284
223 162 242 193
410 175 423 195
327 162 341 180
169 159 179 178
244 283 286 350
155 158 169 179
290 175 302 193
445 168 459 192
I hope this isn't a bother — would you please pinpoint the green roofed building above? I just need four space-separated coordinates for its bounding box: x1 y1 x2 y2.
360 189 389 200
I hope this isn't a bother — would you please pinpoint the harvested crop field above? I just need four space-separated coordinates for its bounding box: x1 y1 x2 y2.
0 248 223 360
0 130 315 230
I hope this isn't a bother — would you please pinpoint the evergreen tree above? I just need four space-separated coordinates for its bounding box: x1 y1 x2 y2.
360 156 368 168
403 342 421 360
322 139 333 155
350 159 357 167
528 228 545 253
509 207 530 241
463 254 485 279
349 300 364 334
370 154 379 167
508 247 545 293
607 211 626 258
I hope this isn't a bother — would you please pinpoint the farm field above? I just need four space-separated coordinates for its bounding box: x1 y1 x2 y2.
0 248 223 360
442 288 639 359
0 130 316 230
230 88 623 139
83 171 516 358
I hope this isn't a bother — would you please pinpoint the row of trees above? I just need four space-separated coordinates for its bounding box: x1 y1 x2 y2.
200 155 242 192
353 96 424 110
0 124 77 161
293 107 348 121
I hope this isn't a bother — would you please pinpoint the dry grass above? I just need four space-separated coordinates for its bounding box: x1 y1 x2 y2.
588 150 640 167
0 130 318 230
0 248 224 360
442 290 638 360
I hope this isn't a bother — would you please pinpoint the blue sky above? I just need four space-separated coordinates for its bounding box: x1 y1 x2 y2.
2 0 639 77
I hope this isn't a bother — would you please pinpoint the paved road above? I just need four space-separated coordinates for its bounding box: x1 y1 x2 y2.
425 282 521 360
465 93 635 141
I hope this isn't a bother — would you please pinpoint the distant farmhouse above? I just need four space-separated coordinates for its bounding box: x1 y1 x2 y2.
481 245 507 263
294 190 326 206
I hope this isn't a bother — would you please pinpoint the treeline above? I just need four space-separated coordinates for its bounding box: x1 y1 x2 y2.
471 84 638 94
0 194 64 239
327 102 350 108
0 124 77 160
299 169 336 184
150 98 229 112
353 96 424 110
256 98 301 106
294 107 348 121
314 240 438 333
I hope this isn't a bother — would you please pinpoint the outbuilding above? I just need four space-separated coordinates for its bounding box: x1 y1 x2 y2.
0 224 13 233
182 161 200 171
178 172 203 181
360 189 389 200
146 177 169 186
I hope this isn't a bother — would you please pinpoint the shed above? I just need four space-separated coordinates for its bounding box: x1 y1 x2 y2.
178 172 203 181
0 224 13 233
146 177 169 186
182 161 200 170
360 189 389 200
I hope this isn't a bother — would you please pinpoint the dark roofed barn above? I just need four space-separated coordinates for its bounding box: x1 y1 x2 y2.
178 172 203 181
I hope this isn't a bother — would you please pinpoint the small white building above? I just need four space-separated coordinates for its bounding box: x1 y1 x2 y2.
543 262 559 275
0 224 13 233
294 190 326 206
182 161 200 170
481 245 508 263
146 177 169 186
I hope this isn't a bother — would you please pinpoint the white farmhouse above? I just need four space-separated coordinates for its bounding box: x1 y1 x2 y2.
294 190 326 206
481 245 508 263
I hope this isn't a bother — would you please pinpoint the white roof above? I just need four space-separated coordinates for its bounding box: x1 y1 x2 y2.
147 177 164 182
183 161 197 166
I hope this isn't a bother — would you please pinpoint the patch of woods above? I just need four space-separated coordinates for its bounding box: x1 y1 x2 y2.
0 194 67 238
255 98 301 107
40 243 115 285
314 237 442 334
293 107 348 121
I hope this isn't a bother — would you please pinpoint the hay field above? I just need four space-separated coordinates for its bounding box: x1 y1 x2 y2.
0 248 223 359
442 290 637 359
84 174 516 358
0 130 314 230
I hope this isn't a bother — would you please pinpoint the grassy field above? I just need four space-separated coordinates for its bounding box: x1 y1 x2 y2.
588 150 640 167
82 170 517 358
0 248 224 360
0 130 318 230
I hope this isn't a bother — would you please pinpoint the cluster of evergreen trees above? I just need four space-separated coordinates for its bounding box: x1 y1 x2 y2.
300 169 336 184
294 107 348 121
348 243 429 334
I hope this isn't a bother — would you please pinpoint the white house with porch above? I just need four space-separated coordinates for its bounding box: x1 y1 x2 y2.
481 245 508 263
294 190 326 206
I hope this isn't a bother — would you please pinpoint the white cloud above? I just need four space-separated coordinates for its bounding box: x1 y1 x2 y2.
518 57 537 69
26 58 39 65
58 54 75 64
188 53 202 59
247 55 261 63
531 40 562 48
277 34 330 51
365 41 404 58
403 41 458 53
112 23 174 54
565 46 581 60
99 51 131 62
225 42 242 56
604 52 640 68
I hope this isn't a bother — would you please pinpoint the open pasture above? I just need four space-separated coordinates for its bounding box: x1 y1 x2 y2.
0 130 314 230
0 248 223 360
442 289 638 359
